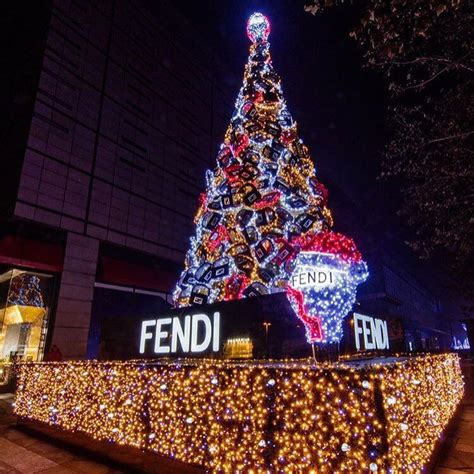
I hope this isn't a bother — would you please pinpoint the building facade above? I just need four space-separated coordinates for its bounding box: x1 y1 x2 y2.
0 0 232 367
329 183 463 353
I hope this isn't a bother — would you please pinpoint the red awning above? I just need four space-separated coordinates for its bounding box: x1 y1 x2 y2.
99 256 176 293
0 235 64 273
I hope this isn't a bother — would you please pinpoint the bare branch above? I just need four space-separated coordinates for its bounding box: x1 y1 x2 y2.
425 131 474 145
402 66 450 90
374 56 474 73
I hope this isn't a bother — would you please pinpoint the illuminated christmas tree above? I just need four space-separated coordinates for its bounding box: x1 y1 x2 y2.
174 13 368 343
8 274 44 308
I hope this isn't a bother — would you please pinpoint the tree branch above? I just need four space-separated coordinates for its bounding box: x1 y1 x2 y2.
375 55 474 73
425 130 474 145
403 66 450 90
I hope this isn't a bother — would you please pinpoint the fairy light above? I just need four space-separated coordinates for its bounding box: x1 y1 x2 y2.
14 354 463 471
287 232 369 343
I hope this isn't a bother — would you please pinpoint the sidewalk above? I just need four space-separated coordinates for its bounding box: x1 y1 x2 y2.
0 394 202 473
434 373 474 473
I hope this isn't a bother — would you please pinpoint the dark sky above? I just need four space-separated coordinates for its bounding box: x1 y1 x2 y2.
173 0 390 209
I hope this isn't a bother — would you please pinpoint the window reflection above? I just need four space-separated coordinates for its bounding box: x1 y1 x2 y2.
0 269 53 377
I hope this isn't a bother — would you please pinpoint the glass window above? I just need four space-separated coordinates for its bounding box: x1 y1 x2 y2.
0 269 54 367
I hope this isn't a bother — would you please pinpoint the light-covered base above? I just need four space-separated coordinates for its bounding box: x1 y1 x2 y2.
15 354 463 472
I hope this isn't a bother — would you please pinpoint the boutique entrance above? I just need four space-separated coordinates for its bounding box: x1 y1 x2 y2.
0 268 54 387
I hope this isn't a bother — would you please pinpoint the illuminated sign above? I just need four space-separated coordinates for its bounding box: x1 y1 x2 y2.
96 293 315 360
290 265 343 289
287 249 368 344
139 312 220 355
353 313 389 351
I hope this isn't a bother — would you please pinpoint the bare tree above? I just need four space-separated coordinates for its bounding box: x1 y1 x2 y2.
305 1 473 269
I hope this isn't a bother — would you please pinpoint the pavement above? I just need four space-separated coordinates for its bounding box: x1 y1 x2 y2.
433 367 474 474
0 370 473 473
0 394 202 473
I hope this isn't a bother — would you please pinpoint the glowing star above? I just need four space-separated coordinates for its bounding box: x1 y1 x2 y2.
287 231 368 344
246 12 270 43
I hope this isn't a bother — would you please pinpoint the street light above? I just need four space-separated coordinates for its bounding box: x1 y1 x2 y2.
263 321 271 355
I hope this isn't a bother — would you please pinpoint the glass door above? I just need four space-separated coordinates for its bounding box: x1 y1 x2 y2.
0 269 54 385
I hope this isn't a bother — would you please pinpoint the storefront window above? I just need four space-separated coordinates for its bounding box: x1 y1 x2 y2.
0 269 54 370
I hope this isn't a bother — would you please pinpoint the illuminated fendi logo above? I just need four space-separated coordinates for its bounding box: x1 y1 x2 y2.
139 312 220 355
353 313 389 351
290 264 345 289
286 233 369 345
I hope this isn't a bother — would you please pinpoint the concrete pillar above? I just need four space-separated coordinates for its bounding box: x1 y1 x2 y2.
51 233 99 359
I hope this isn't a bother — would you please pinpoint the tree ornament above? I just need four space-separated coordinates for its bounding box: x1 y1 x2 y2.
287 231 368 343
247 13 271 44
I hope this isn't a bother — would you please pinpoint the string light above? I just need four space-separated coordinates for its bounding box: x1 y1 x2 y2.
15 354 463 471
287 232 369 343
8 274 44 308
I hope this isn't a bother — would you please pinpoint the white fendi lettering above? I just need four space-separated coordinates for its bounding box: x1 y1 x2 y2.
171 316 190 352
154 318 172 354
139 312 221 355
354 313 390 351
291 269 336 289
139 320 155 354
191 314 212 352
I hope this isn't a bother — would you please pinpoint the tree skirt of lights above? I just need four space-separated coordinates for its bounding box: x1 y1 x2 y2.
15 354 463 472
173 13 369 314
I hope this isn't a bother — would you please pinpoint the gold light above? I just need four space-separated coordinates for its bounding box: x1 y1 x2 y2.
14 354 463 472
223 337 254 359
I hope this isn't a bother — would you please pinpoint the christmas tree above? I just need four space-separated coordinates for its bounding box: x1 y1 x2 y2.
8 274 44 308
174 13 367 343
